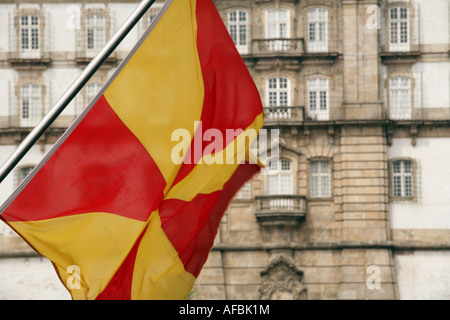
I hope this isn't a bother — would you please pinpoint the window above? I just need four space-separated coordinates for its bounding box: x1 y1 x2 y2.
85 14 105 51
389 7 409 52
235 181 252 199
307 8 328 52
149 13 157 25
267 77 290 107
391 160 413 198
308 78 329 120
14 165 34 188
86 83 103 105
75 82 103 115
20 15 40 58
147 4 163 26
20 84 41 127
267 159 293 195
265 9 289 51
389 76 411 120
228 10 248 54
310 160 331 198
138 3 164 39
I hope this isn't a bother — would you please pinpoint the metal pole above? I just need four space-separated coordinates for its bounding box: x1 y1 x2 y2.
0 0 155 183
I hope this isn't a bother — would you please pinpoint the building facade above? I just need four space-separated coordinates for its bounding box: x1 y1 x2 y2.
0 0 449 300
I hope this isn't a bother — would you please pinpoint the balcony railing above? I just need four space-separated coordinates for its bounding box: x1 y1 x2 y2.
254 195 307 223
263 106 304 125
7 50 52 64
252 38 304 56
387 107 450 122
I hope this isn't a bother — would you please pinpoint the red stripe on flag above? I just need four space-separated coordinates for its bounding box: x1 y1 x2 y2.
160 163 260 277
96 229 146 300
172 0 263 185
157 0 264 277
2 95 165 223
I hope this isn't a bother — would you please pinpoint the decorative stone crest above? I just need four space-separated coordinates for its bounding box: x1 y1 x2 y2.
259 255 307 300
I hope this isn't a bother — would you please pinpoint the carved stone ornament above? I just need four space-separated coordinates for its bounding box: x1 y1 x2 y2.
259 255 307 300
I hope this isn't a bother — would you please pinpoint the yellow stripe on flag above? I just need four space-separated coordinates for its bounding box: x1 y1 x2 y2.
130 211 196 299
9 213 145 300
1 0 264 300
104 0 204 192
165 114 264 202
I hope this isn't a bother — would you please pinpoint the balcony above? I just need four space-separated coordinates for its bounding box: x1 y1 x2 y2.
379 5 421 64
7 50 51 66
388 106 450 123
255 195 307 224
303 40 339 61
379 44 421 63
263 106 304 126
251 38 304 57
75 51 117 65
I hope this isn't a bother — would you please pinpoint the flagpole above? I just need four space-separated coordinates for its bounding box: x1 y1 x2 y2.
0 0 155 184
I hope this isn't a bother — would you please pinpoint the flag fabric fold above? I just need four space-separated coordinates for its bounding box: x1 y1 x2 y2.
0 0 263 300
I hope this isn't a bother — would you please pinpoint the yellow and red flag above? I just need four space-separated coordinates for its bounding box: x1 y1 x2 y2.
0 0 263 299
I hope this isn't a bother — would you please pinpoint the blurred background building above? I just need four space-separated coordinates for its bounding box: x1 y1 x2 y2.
0 0 449 300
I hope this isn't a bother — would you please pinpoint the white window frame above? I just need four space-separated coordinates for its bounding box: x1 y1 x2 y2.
20 84 41 127
389 76 411 120
148 13 157 25
307 8 328 53
308 77 329 121
391 160 413 198
228 10 248 54
310 160 331 198
147 3 163 26
389 7 409 52
267 77 290 107
85 83 103 106
85 14 106 52
137 3 163 39
267 158 293 195
265 9 290 51
20 15 40 58
14 165 35 188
